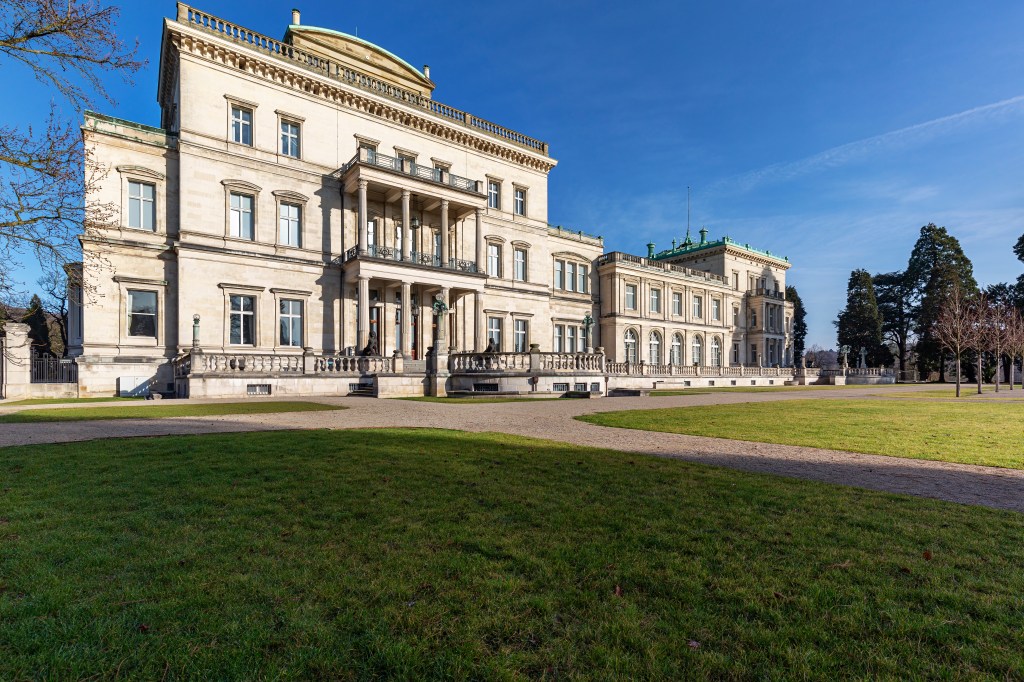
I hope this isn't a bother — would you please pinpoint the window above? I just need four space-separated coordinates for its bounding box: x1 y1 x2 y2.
230 295 255 345
554 260 564 289
514 248 527 281
650 288 661 313
514 319 528 352
624 329 638 363
712 298 721 322
127 181 155 231
649 332 661 365
231 105 252 145
750 343 758 364
433 230 442 258
671 334 683 365
565 262 576 292
554 324 564 352
625 284 637 310
279 203 301 246
279 299 303 347
280 120 300 158
394 223 403 254
514 188 526 216
710 337 722 366
577 264 588 293
732 272 739 290
733 306 739 326
487 181 500 209
692 295 703 319
487 317 502 350
733 342 740 364
229 192 254 240
691 336 703 365
397 154 415 172
672 292 682 316
751 310 757 327
488 243 502 277
367 218 377 248
566 325 577 353
127 290 157 337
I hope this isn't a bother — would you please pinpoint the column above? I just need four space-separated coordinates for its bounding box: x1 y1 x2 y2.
437 287 450 348
440 199 450 268
475 290 485 350
401 281 412 357
474 208 484 273
357 179 368 254
401 190 411 262
357 276 370 350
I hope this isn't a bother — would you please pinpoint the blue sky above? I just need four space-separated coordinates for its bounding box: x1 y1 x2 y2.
4 1 1023 346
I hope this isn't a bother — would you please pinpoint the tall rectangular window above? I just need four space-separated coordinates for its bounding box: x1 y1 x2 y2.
692 295 703 318
554 324 564 352
712 298 721 321
565 262 576 292
733 342 740 364
231 105 252 145
487 181 500 209
577 265 588 293
229 192 254 240
487 243 501 277
279 203 301 247
280 120 300 158
732 272 739 290
554 260 564 289
230 295 255 345
127 181 155 231
672 292 682 316
514 188 526 216
127 290 157 337
279 299 303 347
650 288 661 313
566 326 577 353
514 319 528 352
487 317 502 351
513 248 527 281
625 284 637 310
733 307 739 326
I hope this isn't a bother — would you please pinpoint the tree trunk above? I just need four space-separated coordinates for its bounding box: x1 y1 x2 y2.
955 354 961 398
939 351 946 383
977 353 983 394
995 353 1001 393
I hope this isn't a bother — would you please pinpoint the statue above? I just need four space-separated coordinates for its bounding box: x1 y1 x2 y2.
858 346 867 369
484 338 498 353
361 330 379 356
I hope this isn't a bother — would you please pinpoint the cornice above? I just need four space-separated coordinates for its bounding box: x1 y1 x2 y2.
165 22 557 174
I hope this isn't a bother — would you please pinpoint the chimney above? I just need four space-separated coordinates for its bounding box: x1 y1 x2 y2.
647 242 656 258
699 226 708 245
423 64 431 79
291 8 301 25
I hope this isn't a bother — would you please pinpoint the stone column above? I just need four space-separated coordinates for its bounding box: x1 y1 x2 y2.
401 281 412 357
474 207 484 273
429 287 451 397
401 190 411 262
1 323 32 400
439 200 450 268
474 290 485 350
357 179 368 254
357 275 370 350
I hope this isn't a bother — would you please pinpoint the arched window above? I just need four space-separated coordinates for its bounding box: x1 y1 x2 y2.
624 329 638 364
671 333 683 365
691 335 703 366
649 331 662 365
710 337 721 367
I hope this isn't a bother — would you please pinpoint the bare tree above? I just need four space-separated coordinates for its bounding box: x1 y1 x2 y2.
986 302 1013 393
0 0 143 302
1005 309 1024 391
932 283 975 397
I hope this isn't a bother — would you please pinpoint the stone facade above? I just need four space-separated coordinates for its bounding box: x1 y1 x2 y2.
70 4 794 398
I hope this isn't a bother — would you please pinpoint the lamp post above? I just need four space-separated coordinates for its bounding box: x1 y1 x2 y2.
582 313 594 353
191 314 200 349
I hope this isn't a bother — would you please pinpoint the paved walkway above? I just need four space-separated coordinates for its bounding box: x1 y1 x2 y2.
2 385 1023 513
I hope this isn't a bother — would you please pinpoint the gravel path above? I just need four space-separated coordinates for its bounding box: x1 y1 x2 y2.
2 385 1022 513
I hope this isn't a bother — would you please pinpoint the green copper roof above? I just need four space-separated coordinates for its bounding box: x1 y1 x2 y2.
288 25 428 81
651 236 789 263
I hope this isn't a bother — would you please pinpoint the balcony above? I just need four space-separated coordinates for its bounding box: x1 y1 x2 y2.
343 244 480 274
596 251 729 285
339 148 483 196
747 288 785 300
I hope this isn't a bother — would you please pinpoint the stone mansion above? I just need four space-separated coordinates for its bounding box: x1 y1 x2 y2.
66 4 796 398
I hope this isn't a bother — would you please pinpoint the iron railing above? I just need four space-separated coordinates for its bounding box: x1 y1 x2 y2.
31 353 78 384
342 149 483 195
344 246 479 273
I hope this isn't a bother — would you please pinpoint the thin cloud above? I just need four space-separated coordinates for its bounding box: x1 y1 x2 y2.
713 95 1024 195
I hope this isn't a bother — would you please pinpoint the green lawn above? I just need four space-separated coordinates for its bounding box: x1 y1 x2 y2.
0 401 342 423
399 396 563 404
650 385 883 396
580 399 1024 468
1 429 1023 678
882 388 1024 399
0 397 140 406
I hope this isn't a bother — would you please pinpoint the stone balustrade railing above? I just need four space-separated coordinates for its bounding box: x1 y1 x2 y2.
538 353 604 372
198 352 304 374
604 362 795 378
817 367 894 377
175 350 395 377
449 350 605 374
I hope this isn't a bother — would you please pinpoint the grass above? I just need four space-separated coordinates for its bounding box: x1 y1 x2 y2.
399 396 563 404
0 401 342 423
580 399 1024 469
650 385 865 396
0 429 1022 678
0 397 140 406
882 388 1024 399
